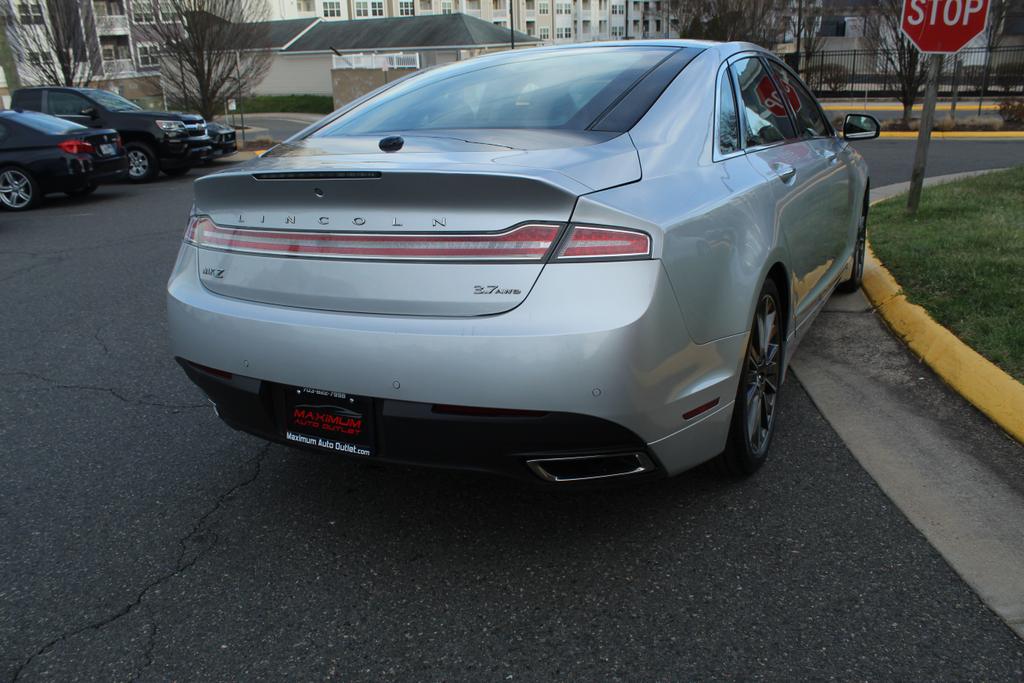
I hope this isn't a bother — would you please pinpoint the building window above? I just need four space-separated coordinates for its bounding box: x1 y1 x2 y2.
611 3 622 12
370 0 383 14
158 0 174 18
555 2 569 13
354 0 368 15
17 2 44 23
399 0 414 14
420 0 430 8
539 25 549 38
492 0 501 8
538 0 547 12
556 26 571 37
132 1 156 22
297 0 314 10
25 50 51 65
440 0 451 12
322 0 342 15
137 42 159 67
610 25 623 36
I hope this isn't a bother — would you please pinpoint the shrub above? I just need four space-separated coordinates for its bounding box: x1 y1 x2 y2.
998 98 1024 123
240 94 334 114
804 63 850 93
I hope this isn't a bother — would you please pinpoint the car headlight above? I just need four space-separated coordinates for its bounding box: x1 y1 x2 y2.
156 120 186 132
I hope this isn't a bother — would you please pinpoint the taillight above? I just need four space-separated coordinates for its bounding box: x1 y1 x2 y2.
184 215 561 262
116 135 123 149
57 139 95 155
555 225 651 261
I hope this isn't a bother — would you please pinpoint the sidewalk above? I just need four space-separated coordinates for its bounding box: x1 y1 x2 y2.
791 173 1024 640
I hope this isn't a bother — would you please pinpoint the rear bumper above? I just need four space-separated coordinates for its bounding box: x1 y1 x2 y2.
167 245 744 480
179 359 660 484
37 154 128 192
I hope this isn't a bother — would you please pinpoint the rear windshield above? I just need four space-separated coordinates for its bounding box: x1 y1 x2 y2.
13 111 87 134
83 88 142 112
314 47 673 136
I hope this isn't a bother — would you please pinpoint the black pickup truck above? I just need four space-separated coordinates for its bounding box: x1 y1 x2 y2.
10 87 213 182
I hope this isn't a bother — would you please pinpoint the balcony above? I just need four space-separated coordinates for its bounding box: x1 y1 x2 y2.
101 58 134 76
466 7 481 14
95 14 130 34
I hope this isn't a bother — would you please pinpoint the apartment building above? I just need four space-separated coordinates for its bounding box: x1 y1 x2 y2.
3 0 165 103
265 0 678 43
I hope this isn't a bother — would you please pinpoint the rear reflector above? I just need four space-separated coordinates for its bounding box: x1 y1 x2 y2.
185 216 561 262
186 361 233 380
57 139 95 155
682 397 720 420
556 225 651 260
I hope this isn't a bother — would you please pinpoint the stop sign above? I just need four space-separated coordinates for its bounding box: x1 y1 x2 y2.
901 0 991 53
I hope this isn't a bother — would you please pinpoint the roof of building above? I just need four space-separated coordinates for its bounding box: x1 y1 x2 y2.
284 13 540 53
251 17 321 49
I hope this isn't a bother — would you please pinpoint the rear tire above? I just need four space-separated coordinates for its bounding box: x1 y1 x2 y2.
162 166 191 177
838 196 868 293
125 142 158 183
716 278 784 477
0 166 41 211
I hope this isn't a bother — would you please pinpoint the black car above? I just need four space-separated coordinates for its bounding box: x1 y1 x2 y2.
10 87 212 183
0 110 127 211
204 120 237 162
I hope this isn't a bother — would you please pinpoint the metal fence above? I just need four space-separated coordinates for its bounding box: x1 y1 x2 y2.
332 53 421 70
794 46 1024 100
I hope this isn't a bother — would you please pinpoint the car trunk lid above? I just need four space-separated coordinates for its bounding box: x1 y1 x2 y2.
190 131 639 317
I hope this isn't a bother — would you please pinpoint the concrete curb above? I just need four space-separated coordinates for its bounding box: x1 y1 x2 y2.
863 175 1024 446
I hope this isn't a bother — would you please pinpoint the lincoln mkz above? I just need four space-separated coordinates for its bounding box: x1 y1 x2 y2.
167 41 880 484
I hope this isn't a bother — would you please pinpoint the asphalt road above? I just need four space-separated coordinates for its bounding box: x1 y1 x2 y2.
851 139 1024 187
2 147 1024 680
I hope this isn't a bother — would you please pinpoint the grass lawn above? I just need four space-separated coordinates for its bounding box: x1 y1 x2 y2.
870 166 1024 382
240 94 334 114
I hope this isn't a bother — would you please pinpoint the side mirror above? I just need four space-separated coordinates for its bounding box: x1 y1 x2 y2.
80 106 98 119
843 113 880 140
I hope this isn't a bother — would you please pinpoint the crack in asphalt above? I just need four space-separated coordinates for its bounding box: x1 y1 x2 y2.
9 442 271 683
93 329 111 356
0 371 208 411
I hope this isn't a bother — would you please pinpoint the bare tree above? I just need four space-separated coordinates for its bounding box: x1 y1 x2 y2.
139 0 272 120
670 0 787 47
2 0 97 86
793 0 824 74
863 0 926 123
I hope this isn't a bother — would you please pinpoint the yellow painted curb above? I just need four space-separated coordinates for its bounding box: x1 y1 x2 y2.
823 103 999 112
879 131 1024 139
862 238 1024 445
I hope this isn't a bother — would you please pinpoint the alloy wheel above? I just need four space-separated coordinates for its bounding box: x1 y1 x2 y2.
128 150 149 178
0 169 33 209
743 293 781 453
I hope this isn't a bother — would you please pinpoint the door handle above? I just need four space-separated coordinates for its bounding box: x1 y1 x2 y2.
773 163 796 183
822 150 838 164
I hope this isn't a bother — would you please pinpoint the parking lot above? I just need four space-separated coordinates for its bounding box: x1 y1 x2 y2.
3 142 1024 680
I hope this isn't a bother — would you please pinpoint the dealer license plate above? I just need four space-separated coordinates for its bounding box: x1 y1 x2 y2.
99 143 116 156
283 386 375 456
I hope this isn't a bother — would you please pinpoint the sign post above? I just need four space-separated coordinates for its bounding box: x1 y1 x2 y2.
900 0 990 213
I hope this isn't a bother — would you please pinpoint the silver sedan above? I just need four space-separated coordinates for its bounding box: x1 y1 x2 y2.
167 40 879 484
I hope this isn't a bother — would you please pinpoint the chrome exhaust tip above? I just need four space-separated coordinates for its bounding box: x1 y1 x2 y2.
526 452 656 483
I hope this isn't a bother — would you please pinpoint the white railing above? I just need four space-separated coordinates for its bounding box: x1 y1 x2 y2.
95 14 130 33
101 58 135 75
332 52 420 70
